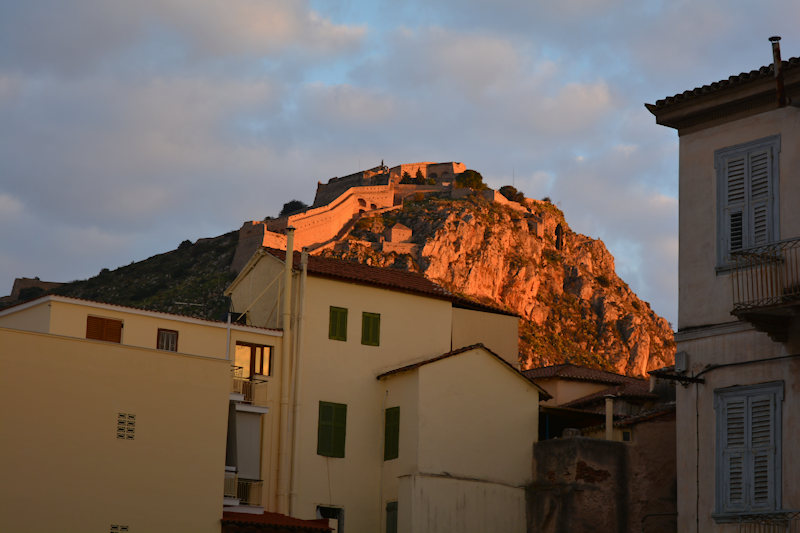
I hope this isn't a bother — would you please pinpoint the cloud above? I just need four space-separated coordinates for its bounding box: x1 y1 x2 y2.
0 193 24 221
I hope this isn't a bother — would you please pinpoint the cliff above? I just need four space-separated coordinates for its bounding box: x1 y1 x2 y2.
318 193 675 376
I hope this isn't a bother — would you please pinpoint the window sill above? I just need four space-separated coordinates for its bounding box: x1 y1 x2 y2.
713 510 799 524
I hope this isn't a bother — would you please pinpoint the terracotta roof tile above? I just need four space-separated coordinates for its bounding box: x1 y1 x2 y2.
561 380 656 409
647 57 800 110
522 363 641 386
222 511 331 531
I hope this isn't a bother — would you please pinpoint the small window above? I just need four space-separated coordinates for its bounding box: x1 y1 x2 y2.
116 412 135 440
384 407 399 460
386 501 398 533
318 401 347 458
361 312 380 346
235 342 272 378
622 430 632 442
329 307 348 341
86 316 122 343
317 506 344 532
156 329 178 351
110 525 129 533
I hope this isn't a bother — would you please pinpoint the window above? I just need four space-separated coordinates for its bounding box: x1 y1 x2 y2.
386 501 398 533
86 316 122 343
716 135 780 267
156 328 178 351
714 381 783 518
317 506 344 532
384 406 399 460
318 401 347 458
361 312 380 346
622 430 632 442
235 342 272 378
329 307 348 341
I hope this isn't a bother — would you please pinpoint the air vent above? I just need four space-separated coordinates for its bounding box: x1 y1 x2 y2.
116 413 136 440
110 525 129 532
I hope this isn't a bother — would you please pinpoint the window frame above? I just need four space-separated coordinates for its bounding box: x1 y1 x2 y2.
713 381 783 520
384 406 399 461
715 135 780 269
235 342 272 378
317 401 347 458
156 328 178 352
329 306 348 341
361 311 380 346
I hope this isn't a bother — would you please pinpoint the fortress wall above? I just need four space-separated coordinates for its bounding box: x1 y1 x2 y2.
383 242 419 256
427 162 465 183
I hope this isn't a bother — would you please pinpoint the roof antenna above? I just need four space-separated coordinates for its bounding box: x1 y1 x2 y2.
769 36 788 107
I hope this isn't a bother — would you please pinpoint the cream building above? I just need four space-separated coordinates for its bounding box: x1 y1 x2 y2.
648 38 800 531
0 295 284 533
225 243 545 533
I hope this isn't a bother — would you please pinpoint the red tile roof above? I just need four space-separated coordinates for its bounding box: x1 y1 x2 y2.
376 343 551 399
561 380 656 409
522 363 641 386
265 248 517 317
646 57 800 111
222 511 331 531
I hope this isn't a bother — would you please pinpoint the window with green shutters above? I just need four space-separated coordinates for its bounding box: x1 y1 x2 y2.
317 401 347 458
362 312 380 346
714 382 783 518
386 501 398 533
384 406 399 460
329 307 347 341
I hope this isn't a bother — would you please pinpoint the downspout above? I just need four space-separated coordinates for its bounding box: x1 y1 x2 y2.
278 228 295 514
225 311 231 361
289 248 309 515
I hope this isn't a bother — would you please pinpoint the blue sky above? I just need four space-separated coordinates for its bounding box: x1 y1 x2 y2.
1 0 799 327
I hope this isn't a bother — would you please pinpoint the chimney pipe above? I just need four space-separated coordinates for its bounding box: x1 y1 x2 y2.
770 36 788 107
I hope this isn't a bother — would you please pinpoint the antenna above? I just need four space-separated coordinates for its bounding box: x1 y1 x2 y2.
512 167 515 188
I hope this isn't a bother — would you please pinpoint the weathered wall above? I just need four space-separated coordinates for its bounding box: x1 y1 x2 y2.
529 438 627 533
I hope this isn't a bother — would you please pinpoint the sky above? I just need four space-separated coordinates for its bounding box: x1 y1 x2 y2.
1 1 798 327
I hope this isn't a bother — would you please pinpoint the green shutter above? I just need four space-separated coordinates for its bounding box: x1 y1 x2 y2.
384 406 399 460
329 307 347 341
362 312 380 346
386 501 398 533
318 401 346 458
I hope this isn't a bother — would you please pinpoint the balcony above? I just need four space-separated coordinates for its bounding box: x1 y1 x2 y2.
724 510 800 532
731 237 800 342
223 468 264 508
230 366 268 405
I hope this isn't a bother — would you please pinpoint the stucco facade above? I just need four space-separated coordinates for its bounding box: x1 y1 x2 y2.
648 43 800 532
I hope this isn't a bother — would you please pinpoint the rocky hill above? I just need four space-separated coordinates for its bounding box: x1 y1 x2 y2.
319 193 674 376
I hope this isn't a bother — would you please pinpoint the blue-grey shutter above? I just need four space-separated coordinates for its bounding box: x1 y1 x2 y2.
748 148 773 247
722 396 747 513
749 394 776 511
723 154 747 257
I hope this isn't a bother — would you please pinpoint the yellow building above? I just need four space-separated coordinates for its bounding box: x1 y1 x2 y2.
647 38 800 531
225 245 546 533
0 295 283 533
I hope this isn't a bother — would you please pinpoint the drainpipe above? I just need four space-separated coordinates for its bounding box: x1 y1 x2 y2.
605 395 614 441
278 227 295 514
770 36 788 108
289 248 309 515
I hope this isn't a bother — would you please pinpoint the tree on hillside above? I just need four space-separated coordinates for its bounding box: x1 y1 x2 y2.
400 171 413 184
499 185 526 203
279 200 308 217
415 168 426 184
455 169 487 190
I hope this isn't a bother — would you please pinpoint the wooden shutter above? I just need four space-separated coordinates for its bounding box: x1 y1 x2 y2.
362 312 380 346
749 394 776 510
721 396 747 513
724 154 747 255
748 148 773 246
86 316 122 343
329 307 347 341
318 402 346 458
386 501 398 533
332 403 347 458
384 407 400 460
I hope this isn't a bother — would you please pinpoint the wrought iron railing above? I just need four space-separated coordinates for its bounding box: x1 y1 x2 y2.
733 510 800 532
230 366 267 404
731 237 800 312
224 469 238 499
237 479 263 506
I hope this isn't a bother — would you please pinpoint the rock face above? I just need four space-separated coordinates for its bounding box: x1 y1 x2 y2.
320 193 674 376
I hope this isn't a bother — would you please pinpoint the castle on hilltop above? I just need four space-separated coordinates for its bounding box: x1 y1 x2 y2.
232 161 539 271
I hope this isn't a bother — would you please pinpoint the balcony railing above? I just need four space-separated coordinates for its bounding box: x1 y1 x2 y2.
224 469 238 499
732 237 800 311
230 366 268 405
237 479 263 506
730 510 800 532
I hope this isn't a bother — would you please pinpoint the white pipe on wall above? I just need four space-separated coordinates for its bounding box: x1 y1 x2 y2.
277 228 295 514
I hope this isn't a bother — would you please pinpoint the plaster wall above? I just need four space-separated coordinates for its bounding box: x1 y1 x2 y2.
0 299 51 332
0 327 230 533
678 106 800 329
537 379 610 406
675 327 800 532
380 370 420 508
450 307 519 367
400 473 526 533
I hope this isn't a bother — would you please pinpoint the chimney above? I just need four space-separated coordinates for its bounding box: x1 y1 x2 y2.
769 36 788 107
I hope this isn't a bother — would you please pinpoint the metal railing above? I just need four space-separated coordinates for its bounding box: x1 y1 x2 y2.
731 237 800 312
237 479 263 506
224 469 238 499
230 366 267 405
734 511 800 533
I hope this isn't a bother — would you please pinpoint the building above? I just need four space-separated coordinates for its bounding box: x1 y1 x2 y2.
225 241 547 533
0 295 292 532
647 37 800 531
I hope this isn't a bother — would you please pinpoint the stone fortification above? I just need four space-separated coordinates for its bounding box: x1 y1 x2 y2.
389 162 465 185
312 163 390 207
